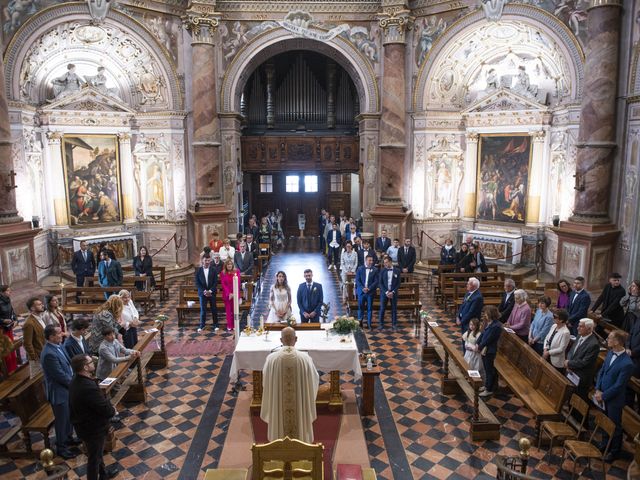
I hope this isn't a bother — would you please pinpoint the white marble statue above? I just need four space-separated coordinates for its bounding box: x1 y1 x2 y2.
52 63 84 99
85 66 121 99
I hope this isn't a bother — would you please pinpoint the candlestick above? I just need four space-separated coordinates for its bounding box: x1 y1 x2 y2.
233 272 240 316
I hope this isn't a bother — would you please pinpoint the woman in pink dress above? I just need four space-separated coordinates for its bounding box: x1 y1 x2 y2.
220 258 241 331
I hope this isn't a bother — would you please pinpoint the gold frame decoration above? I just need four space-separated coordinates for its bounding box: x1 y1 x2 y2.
475 134 532 225
62 134 123 226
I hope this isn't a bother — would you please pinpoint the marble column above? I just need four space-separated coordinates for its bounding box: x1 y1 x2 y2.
184 8 222 203
377 6 413 203
462 133 479 221
44 132 68 227
118 133 137 222
570 0 622 223
526 131 545 225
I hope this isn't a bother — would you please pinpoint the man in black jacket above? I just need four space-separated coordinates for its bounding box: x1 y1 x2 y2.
397 238 417 274
564 318 601 402
498 278 516 323
69 354 118 480
592 273 626 329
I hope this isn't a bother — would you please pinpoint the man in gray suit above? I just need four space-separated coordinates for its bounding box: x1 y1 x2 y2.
564 318 601 401
234 242 254 277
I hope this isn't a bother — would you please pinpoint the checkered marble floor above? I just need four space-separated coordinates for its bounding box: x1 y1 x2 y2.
0 242 633 479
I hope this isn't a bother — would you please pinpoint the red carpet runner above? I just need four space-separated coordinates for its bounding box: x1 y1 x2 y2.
251 408 342 480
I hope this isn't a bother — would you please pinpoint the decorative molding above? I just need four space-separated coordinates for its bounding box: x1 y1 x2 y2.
378 7 414 45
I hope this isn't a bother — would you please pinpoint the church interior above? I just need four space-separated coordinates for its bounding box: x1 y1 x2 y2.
1 0 640 478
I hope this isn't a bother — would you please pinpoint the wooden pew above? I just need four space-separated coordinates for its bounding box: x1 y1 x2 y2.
176 283 254 327
494 329 574 434
122 265 168 300
451 280 505 311
84 275 156 314
344 281 422 323
439 271 504 311
60 286 151 318
423 318 500 441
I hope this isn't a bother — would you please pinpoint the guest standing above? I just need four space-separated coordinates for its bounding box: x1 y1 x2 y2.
375 229 392 255
118 290 140 349
592 273 626 329
620 280 640 333
23 296 46 361
71 240 96 291
356 255 379 329
64 320 90 359
326 223 341 270
132 246 155 291
506 289 532 343
87 296 123 355
195 254 218 333
462 318 484 375
397 238 417 274
220 259 241 331
567 276 590 336
439 239 456 265
43 295 68 336
564 318 601 402
218 238 235 263
454 243 469 268
209 231 224 252
478 306 503 398
378 256 401 329
543 310 571 374
498 279 516 323
234 242 254 277
340 242 358 301
386 239 400 266
528 296 554 355
556 279 571 309
456 277 484 342
69 354 118 480
0 285 17 373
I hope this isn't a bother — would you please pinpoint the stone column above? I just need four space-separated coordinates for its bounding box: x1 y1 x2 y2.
462 132 479 221
570 0 621 223
184 5 222 203
526 131 545 225
44 132 68 227
376 6 413 203
118 133 136 223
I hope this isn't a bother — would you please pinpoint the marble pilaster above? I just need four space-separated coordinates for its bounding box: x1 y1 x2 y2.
0 50 20 225
570 0 622 223
43 132 68 227
462 133 479 221
118 133 136 223
526 131 545 225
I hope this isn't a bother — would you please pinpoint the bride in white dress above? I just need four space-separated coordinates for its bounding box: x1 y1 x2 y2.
266 271 292 323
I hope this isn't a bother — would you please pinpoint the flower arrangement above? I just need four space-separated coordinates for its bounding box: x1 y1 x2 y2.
330 315 361 335
155 314 168 328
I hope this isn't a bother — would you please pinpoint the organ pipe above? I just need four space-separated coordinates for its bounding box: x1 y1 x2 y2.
327 60 336 129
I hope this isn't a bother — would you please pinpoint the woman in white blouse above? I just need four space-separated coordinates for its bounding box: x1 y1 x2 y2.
119 289 141 349
542 309 571 373
340 241 358 302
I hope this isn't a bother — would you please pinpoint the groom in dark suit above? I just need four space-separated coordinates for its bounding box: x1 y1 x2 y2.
71 241 96 289
296 269 324 323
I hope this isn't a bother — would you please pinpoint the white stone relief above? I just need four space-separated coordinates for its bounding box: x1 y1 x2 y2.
87 0 112 24
133 134 171 220
424 135 463 218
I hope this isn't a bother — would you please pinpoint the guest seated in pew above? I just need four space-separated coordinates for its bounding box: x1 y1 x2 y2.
96 327 140 381
528 296 554 355
87 296 124 355
594 330 634 462
556 279 571 310
498 279 516 323
41 324 79 460
439 239 456 265
567 276 591 336
592 272 625 332
478 306 503 398
119 290 140 349
456 277 484 349
64 319 90 359
23 296 46 361
543 309 571 374
132 246 155 292
564 318 601 402
43 294 68 336
69 354 118 480
462 317 484 376
505 289 531 343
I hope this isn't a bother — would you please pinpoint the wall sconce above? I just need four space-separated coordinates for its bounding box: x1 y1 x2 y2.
3 170 17 192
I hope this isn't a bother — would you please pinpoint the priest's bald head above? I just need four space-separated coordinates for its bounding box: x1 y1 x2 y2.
281 327 297 346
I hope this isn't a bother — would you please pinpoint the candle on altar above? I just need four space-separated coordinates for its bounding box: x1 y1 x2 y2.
233 272 239 316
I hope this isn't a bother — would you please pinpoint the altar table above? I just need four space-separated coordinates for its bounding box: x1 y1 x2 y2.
230 330 363 411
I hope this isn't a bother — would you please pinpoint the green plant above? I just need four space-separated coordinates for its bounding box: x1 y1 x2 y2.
330 316 360 335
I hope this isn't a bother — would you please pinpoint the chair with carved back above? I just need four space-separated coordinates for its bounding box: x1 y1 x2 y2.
538 393 589 461
562 411 616 479
252 436 324 480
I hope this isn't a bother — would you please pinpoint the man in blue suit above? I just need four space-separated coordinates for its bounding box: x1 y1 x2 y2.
358 240 378 268
196 254 218 333
97 251 123 299
41 324 79 459
378 256 401 329
594 330 634 462
374 229 391 255
356 255 379 329
71 241 96 291
326 223 342 270
456 277 484 350
567 276 590 335
297 269 324 323
63 320 90 359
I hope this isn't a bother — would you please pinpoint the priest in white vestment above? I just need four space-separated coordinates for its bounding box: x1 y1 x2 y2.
260 327 320 443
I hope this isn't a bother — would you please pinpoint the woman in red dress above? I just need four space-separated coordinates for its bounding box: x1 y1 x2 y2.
209 231 224 252
219 259 241 331
0 285 18 374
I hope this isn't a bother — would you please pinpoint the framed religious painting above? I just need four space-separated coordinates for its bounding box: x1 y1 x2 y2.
475 134 532 225
61 134 123 226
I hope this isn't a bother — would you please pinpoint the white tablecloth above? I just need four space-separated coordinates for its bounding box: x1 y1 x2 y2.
229 330 362 382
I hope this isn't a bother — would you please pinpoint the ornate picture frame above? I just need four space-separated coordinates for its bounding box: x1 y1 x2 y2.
476 134 532 225
62 134 123 226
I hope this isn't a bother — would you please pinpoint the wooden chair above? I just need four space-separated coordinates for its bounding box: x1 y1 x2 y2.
562 411 616 479
252 436 324 480
538 394 589 461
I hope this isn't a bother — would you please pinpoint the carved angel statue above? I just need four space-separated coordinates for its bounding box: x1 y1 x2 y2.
52 63 84 99
85 66 121 100
87 0 112 23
